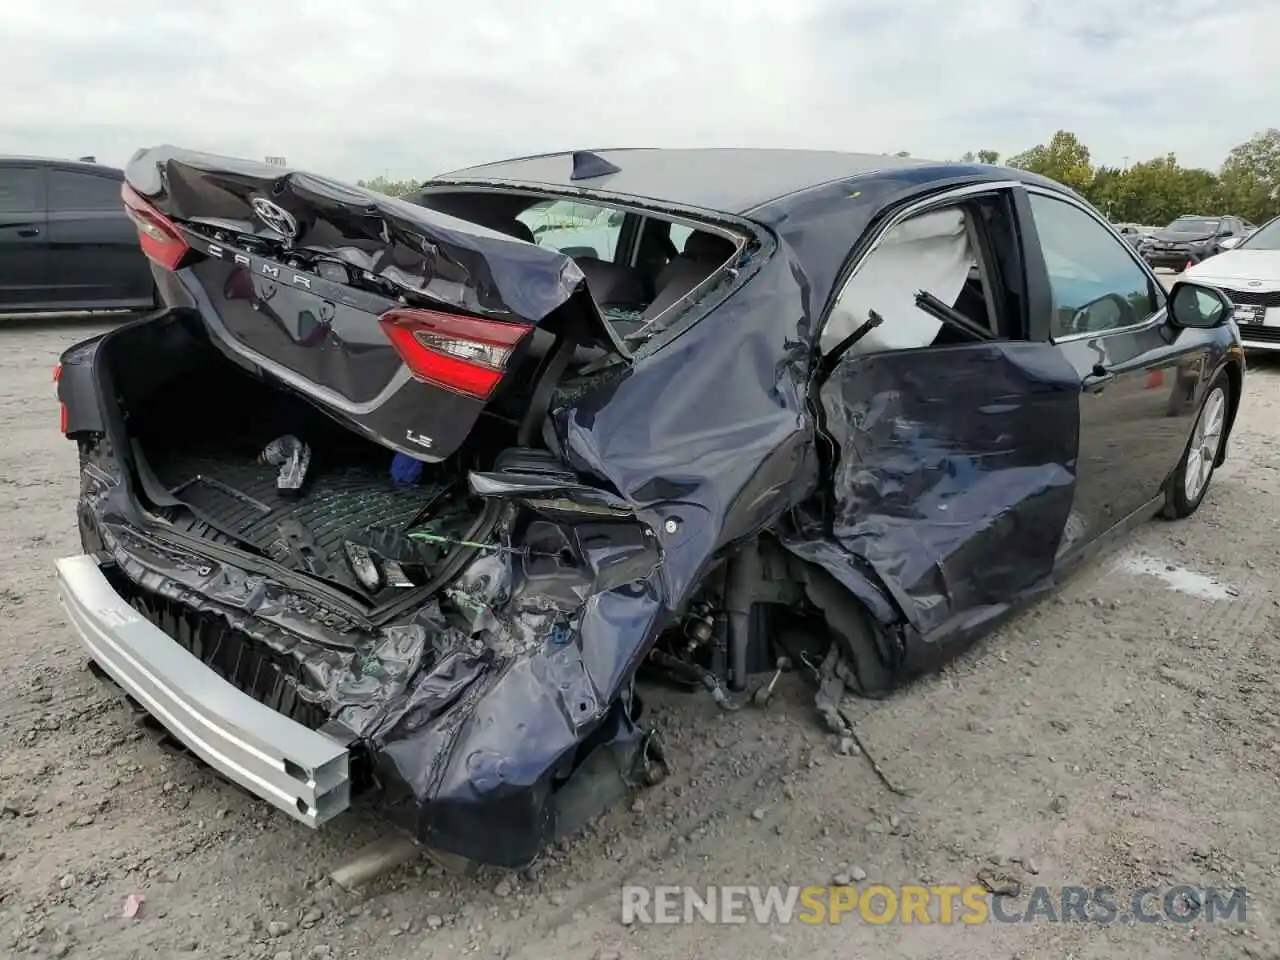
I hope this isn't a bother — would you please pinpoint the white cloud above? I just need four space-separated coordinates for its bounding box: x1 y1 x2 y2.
2 0 1276 181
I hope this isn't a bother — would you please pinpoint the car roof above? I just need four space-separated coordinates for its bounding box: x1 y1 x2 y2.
0 156 123 176
433 148 931 216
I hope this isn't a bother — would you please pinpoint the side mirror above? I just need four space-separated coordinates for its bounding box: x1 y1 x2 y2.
1220 235 1244 250
1168 282 1232 329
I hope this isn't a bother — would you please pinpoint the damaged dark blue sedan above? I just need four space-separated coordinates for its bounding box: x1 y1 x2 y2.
54 146 1244 868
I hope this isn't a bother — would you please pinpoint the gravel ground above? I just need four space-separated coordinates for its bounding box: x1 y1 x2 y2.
3 294 1280 960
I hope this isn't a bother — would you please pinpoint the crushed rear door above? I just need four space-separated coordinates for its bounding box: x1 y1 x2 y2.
819 341 1082 642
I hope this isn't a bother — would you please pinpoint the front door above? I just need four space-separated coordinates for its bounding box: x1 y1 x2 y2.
1017 189 1212 557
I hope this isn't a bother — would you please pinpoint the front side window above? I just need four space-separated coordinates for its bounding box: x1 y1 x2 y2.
1029 194 1162 339
516 199 623 260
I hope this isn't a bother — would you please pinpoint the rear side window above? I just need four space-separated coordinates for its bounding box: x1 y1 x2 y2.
48 170 123 211
0 168 43 213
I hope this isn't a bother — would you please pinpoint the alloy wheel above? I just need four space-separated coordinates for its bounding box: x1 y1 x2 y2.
1183 385 1226 503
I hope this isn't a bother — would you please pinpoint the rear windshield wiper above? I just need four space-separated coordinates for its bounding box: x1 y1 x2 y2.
914 290 996 342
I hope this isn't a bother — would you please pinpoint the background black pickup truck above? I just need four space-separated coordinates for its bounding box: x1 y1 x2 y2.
0 156 154 313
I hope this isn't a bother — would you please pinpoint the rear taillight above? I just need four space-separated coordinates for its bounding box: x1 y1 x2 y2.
121 184 192 270
53 364 68 434
378 308 532 400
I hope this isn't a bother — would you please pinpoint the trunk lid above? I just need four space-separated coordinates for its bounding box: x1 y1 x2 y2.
123 145 628 462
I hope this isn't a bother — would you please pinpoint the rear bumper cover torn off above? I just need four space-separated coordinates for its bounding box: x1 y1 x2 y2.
55 553 351 827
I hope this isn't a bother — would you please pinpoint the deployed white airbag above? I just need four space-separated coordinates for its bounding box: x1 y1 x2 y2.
822 207 976 355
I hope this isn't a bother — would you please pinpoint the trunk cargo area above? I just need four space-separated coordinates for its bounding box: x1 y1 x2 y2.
105 313 504 603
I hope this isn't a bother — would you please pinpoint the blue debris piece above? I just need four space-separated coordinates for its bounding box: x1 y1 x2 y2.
390 451 426 486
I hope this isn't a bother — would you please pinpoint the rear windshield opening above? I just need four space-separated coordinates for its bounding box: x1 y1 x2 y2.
415 189 743 341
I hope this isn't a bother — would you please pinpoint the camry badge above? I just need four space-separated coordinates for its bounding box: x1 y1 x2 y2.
250 197 300 240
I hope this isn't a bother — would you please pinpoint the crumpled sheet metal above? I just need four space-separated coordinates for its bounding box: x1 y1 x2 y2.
125 145 624 353
817 341 1082 638
336 245 816 863
85 441 665 866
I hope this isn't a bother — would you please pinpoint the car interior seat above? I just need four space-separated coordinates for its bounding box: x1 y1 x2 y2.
640 230 738 321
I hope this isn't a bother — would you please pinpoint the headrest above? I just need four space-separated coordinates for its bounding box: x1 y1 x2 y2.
683 230 736 262
494 218 535 243
460 211 535 243
575 256 646 308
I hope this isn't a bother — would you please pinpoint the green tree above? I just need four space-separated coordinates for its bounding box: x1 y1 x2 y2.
1218 128 1280 223
1094 155 1214 224
1007 130 1093 193
1084 164 1124 217
976 149 999 165
356 176 420 199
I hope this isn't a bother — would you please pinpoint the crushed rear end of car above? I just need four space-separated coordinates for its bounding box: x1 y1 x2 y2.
54 147 687 867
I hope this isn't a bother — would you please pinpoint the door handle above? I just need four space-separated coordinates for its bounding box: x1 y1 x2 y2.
17 226 39 237
1083 363 1115 392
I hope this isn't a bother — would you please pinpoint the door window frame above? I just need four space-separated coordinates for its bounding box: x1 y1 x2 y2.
816 180 1029 358
1015 184 1168 345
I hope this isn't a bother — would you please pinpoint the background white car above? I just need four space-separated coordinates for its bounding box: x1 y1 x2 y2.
1184 215 1280 350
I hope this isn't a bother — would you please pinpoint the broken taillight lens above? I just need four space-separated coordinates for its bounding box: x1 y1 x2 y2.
378 308 533 400
121 184 192 270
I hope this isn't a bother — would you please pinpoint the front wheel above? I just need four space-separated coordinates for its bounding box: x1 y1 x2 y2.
1161 372 1229 519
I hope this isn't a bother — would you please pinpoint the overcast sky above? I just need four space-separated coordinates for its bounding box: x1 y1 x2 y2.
4 1 1275 181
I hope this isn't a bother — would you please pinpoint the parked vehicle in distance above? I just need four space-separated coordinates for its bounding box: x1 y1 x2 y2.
1185 214 1280 351
517 198 627 259
1142 214 1250 270
1115 223 1147 249
0 157 154 314
54 146 1244 869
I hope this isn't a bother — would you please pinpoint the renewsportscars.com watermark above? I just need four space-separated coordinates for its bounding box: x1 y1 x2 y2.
621 885 1246 926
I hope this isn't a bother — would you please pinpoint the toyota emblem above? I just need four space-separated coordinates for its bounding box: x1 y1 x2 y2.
250 197 300 240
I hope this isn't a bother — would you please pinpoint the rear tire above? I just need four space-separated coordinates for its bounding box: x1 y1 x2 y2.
1161 371 1229 519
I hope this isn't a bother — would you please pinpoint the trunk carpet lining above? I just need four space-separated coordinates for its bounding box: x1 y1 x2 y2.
143 446 450 593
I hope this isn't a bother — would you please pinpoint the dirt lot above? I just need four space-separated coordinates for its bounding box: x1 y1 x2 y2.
2 299 1280 960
